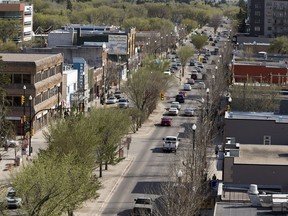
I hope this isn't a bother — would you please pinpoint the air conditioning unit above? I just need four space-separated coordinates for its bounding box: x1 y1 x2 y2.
264 136 271 145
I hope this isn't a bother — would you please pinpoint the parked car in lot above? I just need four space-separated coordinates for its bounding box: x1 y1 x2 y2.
175 94 185 103
168 107 179 116
106 96 118 104
183 84 192 91
5 187 22 209
161 117 172 126
171 101 181 110
117 98 129 108
187 78 195 85
184 107 195 116
178 91 186 98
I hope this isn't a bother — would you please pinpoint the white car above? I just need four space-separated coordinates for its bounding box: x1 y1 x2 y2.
106 96 118 104
171 101 181 110
184 107 195 116
117 98 129 108
168 107 179 116
183 84 192 91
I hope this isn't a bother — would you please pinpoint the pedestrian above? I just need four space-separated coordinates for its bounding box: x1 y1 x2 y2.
215 145 219 157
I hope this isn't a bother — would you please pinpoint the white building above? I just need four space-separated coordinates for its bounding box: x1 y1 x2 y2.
63 66 78 109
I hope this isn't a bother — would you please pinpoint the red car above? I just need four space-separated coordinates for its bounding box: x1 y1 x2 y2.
161 117 172 126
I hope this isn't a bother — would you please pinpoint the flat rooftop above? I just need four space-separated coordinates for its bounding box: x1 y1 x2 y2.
214 202 286 216
1 53 60 62
225 111 288 123
234 144 288 165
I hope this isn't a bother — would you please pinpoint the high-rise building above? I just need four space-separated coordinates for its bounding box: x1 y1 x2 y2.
248 0 288 37
0 0 33 42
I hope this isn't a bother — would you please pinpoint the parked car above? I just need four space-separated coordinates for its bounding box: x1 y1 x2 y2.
187 78 195 85
183 84 192 91
106 96 118 104
178 91 186 98
184 108 195 116
117 98 129 108
163 70 171 76
168 107 179 116
161 117 172 126
175 94 185 103
5 187 22 209
132 196 153 216
171 101 181 110
202 58 207 63
114 90 122 99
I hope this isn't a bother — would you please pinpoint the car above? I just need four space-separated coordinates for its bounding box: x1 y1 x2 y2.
191 74 198 80
117 98 129 108
114 90 122 99
178 91 186 98
196 63 204 68
5 187 22 209
1 138 19 148
168 107 179 116
171 101 181 110
184 107 195 116
202 58 207 63
132 196 153 216
163 70 171 76
106 96 118 104
187 78 195 85
175 94 185 103
189 61 195 66
161 117 172 126
176 62 182 67
183 84 192 91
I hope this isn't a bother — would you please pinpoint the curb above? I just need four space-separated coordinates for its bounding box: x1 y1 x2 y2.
97 157 134 216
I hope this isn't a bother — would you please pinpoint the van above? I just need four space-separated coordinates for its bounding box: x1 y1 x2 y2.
175 94 185 103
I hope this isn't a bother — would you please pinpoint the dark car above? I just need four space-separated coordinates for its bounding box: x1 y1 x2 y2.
175 94 185 103
191 74 197 80
114 90 122 99
161 117 172 126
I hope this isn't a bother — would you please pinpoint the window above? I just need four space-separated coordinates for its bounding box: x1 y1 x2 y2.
255 19 261 24
23 74 31 84
14 74 21 84
268 27 272 31
263 136 271 145
35 94 42 105
74 83 77 91
13 96 21 107
6 96 12 106
67 86 70 94
255 3 260 9
268 19 272 23
255 11 261 16
255 26 261 31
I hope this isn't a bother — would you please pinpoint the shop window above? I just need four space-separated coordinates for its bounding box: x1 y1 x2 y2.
14 74 21 84
23 74 31 84
13 96 21 107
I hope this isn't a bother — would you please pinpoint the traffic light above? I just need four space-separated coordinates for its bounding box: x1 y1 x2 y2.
21 95 25 106
23 115 26 122
160 92 165 101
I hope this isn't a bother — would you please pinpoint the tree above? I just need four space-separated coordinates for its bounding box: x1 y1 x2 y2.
176 46 194 77
191 34 208 52
209 14 222 34
10 151 100 216
0 19 19 42
269 36 288 54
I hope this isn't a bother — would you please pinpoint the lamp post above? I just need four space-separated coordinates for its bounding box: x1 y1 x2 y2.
118 56 122 90
23 85 26 139
57 83 61 117
228 96 232 112
28 95 32 156
160 36 163 58
192 123 197 177
177 169 183 183
206 88 210 108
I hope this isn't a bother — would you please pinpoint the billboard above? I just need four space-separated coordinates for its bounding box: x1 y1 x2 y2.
108 35 127 55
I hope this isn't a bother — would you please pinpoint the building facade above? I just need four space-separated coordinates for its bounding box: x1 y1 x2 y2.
248 0 288 37
63 65 78 109
0 0 33 42
1 53 63 133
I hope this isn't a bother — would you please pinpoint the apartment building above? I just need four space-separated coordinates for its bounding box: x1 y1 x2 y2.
0 0 33 42
248 0 288 37
1 53 63 133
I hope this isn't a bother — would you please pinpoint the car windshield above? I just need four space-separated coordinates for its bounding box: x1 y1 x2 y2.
135 198 151 204
119 99 127 102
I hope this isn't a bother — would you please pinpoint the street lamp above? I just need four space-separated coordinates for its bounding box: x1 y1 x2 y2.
177 169 183 183
215 66 218 73
23 85 26 139
206 88 210 108
28 95 32 156
228 96 232 112
118 56 122 90
192 123 197 176
57 83 61 117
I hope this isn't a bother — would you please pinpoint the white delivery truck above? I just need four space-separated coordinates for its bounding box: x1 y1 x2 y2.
162 136 181 153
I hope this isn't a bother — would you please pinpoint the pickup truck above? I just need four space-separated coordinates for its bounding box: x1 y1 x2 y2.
162 136 181 153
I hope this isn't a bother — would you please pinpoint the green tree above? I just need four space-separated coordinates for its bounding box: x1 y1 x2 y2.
10 151 100 216
191 34 208 52
177 46 194 77
0 19 19 42
269 36 288 54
